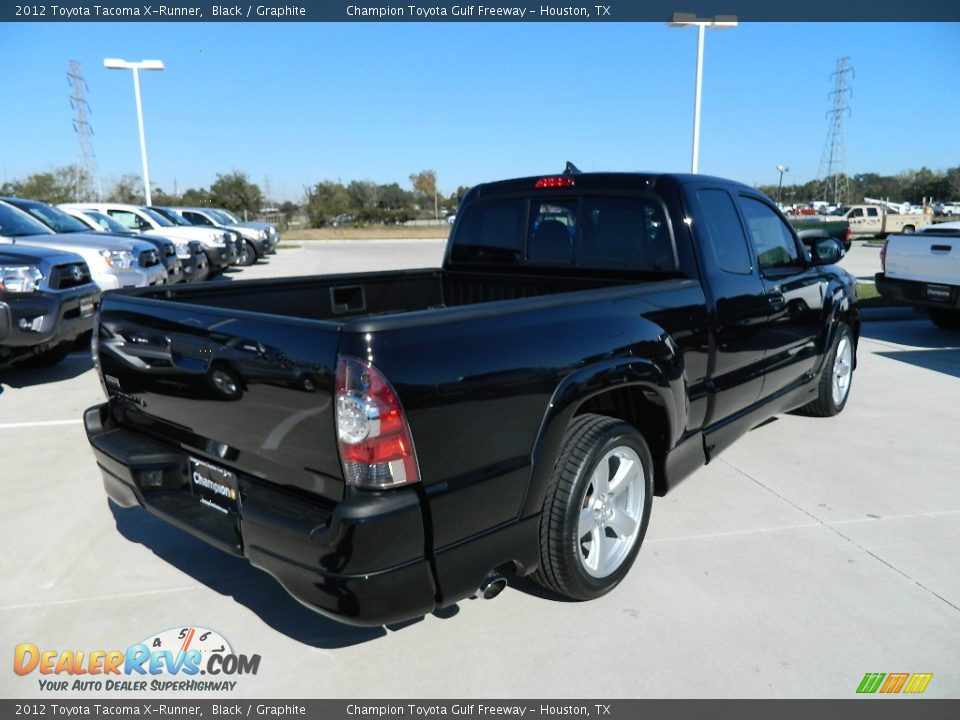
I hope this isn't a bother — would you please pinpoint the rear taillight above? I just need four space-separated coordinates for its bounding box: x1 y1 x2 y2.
880 239 888 272
534 177 575 189
335 355 420 489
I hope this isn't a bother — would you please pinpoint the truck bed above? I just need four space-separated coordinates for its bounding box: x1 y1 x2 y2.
133 267 636 323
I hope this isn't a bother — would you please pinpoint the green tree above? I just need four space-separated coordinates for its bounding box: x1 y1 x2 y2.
151 187 179 206
448 185 471 207
278 200 300 225
409 169 439 219
377 183 414 224
209 171 263 215
345 180 381 221
304 181 351 227
180 187 212 206
10 165 90 204
107 174 144 204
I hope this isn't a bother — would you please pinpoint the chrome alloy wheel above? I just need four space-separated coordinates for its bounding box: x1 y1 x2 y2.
577 446 646 578
832 335 853 406
211 368 239 397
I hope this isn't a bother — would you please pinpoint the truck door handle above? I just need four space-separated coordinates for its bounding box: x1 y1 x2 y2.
767 292 786 312
931 245 952 253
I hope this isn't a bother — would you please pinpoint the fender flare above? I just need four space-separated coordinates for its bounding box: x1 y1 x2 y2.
520 352 683 519
814 279 860 375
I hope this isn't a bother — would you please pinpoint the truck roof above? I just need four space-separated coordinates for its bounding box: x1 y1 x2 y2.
470 171 757 199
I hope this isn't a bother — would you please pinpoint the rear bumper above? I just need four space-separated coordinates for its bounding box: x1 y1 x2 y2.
84 403 438 626
875 273 960 310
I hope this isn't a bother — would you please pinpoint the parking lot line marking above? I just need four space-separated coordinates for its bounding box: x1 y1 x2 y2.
0 586 196 612
0 419 83 430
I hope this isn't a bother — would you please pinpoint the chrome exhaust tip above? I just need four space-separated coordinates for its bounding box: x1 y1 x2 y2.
478 574 508 600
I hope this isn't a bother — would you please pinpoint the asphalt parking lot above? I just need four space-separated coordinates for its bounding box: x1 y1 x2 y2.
2 239 958 699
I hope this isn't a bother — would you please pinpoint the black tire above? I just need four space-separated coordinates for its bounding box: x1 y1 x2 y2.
929 307 960 330
902 225 915 234
532 413 654 601
796 322 855 417
205 363 243 400
237 240 257 267
14 342 74 369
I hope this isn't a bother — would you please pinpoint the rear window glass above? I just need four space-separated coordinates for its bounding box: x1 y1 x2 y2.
450 196 674 272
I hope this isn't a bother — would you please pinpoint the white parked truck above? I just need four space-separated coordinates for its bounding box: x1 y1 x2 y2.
876 229 960 329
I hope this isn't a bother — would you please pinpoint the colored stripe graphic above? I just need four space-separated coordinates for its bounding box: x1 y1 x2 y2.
857 673 885 694
856 672 933 694
904 673 933 694
880 673 909 693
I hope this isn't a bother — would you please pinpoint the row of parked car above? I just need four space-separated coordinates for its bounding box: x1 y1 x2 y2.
0 198 279 369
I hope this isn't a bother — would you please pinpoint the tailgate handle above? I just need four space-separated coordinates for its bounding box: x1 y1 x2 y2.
931 245 952 253
331 285 366 314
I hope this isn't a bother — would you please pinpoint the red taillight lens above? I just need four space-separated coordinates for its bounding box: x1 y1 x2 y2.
534 177 575 189
335 355 420 489
880 240 887 272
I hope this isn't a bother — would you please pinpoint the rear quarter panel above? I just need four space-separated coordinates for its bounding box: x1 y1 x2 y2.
340 282 705 551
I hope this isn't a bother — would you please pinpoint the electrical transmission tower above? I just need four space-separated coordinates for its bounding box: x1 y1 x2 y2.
818 57 854 206
67 60 102 200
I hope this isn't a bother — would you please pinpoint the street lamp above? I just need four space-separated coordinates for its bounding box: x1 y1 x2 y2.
104 57 164 205
776 164 790 203
668 13 738 174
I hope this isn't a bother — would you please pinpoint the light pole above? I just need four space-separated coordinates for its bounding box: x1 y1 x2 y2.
668 13 738 174
776 164 790 203
104 58 164 205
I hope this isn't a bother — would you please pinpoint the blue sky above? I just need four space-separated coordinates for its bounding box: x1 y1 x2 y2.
1 22 958 201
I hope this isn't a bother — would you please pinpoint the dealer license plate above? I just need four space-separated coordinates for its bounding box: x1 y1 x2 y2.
926 284 951 302
80 296 96 317
189 457 239 514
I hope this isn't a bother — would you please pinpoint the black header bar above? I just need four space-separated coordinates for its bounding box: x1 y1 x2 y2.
3 0 959 22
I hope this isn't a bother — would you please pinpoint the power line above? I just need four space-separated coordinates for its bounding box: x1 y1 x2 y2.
817 57 853 205
67 59 102 200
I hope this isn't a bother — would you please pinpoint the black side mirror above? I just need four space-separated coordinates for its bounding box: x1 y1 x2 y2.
810 237 845 265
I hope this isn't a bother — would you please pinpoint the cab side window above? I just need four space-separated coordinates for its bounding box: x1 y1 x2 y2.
739 196 803 272
107 210 140 230
695 189 752 275
185 212 212 226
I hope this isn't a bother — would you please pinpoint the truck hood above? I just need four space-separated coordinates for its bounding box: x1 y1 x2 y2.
0 244 83 266
144 226 228 245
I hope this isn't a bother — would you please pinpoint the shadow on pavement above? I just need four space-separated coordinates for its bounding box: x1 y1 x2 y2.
860 318 960 349
860 318 960 379
0 351 94 389
873 350 960 379
109 501 388 648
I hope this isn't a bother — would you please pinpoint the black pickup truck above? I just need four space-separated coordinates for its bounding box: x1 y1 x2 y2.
84 171 858 626
1 245 101 368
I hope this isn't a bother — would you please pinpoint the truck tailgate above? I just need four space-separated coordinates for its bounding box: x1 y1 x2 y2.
886 234 960 286
94 293 345 502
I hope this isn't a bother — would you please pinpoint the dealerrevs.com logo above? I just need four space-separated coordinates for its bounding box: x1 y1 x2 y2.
14 627 260 693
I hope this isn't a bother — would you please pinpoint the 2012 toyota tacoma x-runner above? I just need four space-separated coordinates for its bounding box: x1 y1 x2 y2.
84 170 859 626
